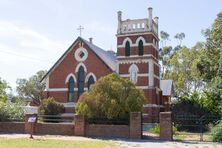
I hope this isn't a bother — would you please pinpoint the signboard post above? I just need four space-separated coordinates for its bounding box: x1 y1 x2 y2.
28 117 36 139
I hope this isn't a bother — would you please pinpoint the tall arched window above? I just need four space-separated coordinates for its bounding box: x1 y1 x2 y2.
68 77 74 102
125 41 130 56
87 75 95 89
78 66 85 98
138 40 144 56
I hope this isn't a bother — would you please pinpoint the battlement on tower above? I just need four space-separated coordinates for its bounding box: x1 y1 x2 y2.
117 7 158 36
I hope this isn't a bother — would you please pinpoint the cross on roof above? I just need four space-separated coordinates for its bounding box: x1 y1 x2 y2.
77 25 84 37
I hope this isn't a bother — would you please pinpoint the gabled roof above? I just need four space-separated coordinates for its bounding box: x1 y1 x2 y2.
41 37 117 82
160 80 173 96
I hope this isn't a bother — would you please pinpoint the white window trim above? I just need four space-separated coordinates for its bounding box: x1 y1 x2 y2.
85 72 97 83
75 62 87 73
65 73 77 84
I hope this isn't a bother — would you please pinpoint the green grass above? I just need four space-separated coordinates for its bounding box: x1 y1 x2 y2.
0 138 116 148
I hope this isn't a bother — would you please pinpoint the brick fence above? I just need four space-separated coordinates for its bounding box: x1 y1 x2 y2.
75 112 142 139
0 122 25 133
0 112 142 139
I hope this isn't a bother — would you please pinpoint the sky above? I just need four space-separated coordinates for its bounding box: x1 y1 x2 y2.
0 0 221 92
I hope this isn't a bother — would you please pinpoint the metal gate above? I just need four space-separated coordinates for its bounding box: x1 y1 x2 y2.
173 114 222 141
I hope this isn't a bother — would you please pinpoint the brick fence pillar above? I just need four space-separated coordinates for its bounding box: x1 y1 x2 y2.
159 112 173 141
130 112 142 139
74 114 85 136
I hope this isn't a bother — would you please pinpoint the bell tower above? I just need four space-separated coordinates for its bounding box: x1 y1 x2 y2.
117 7 162 122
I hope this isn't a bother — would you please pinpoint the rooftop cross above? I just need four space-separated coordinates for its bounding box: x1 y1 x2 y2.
77 25 84 37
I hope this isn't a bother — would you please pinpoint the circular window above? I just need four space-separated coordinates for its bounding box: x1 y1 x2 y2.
75 47 88 62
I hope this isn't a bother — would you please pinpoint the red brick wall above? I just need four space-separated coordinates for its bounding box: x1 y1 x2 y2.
0 122 25 133
117 34 157 45
86 124 129 138
35 123 74 135
46 40 113 103
117 46 157 58
119 63 148 74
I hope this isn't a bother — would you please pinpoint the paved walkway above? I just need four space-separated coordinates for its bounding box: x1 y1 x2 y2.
0 134 221 148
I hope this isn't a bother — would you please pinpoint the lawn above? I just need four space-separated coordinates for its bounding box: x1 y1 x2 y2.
0 138 116 148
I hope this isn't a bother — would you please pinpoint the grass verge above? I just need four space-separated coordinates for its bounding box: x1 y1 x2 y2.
0 138 116 148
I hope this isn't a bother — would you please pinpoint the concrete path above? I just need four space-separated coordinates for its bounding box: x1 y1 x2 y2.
0 134 221 148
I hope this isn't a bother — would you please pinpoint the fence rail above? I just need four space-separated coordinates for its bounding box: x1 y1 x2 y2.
37 114 74 123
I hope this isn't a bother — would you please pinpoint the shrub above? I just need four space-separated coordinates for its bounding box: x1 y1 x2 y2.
148 124 177 134
0 101 25 121
76 74 145 122
211 120 222 142
38 97 65 122
172 91 221 132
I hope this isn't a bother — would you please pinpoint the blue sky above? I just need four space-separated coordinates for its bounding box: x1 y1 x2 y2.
0 0 221 91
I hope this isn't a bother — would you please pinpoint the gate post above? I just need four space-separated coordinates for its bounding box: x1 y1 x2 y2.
74 114 85 136
160 112 173 141
130 112 142 139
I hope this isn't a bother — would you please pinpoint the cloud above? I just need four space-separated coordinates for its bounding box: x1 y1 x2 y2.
0 20 69 89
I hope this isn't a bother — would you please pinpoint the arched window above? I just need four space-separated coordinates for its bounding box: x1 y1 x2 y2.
125 41 130 56
138 40 144 56
67 77 74 102
129 64 139 84
78 66 85 98
87 75 95 89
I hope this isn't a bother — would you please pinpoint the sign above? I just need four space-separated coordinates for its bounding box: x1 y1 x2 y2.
28 117 36 123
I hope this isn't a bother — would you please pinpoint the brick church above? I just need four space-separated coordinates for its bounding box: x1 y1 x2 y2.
41 7 173 122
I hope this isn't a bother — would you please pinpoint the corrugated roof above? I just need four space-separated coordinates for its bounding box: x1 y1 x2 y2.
41 37 117 82
160 80 173 96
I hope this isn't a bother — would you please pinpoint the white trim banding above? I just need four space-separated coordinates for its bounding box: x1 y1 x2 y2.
143 104 164 108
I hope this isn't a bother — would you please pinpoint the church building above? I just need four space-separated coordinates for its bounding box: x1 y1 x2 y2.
41 7 173 123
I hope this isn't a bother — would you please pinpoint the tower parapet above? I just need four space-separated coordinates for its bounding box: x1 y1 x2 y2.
117 7 158 36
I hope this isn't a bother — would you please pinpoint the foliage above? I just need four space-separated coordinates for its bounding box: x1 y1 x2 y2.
172 91 221 117
76 74 145 121
164 44 205 96
174 32 185 45
197 11 222 107
0 101 25 121
211 120 222 142
38 97 65 115
0 78 10 103
148 124 177 134
160 31 170 47
16 70 46 105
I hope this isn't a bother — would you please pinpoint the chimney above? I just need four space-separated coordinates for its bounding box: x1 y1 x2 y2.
148 7 153 31
117 11 122 34
89 37 93 43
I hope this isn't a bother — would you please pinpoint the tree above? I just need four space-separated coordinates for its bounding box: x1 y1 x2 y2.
160 31 170 47
174 32 185 46
0 78 10 102
197 12 222 104
163 43 204 96
16 70 46 105
76 74 145 120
